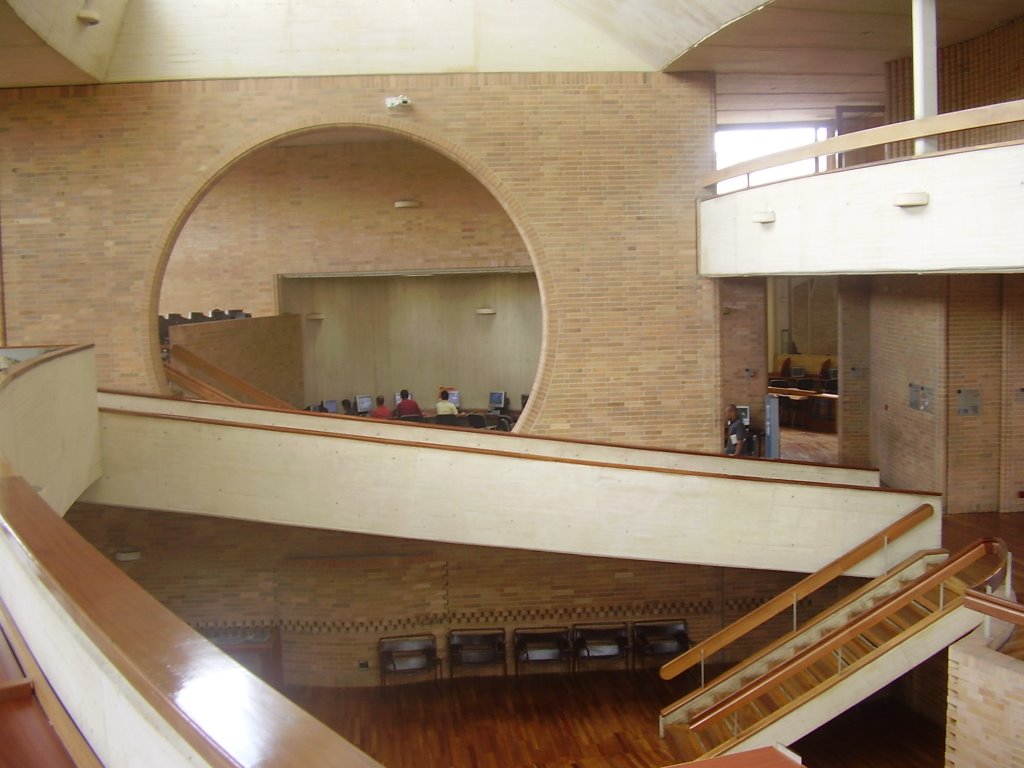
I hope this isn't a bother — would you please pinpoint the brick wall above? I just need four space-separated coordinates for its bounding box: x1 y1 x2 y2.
0 72 720 449
718 277 767 433
66 504 858 688
945 635 1024 767
870 275 947 492
161 140 530 317
886 15 1024 152
1001 276 1024 512
837 276 872 467
946 276 1003 513
168 315 303 406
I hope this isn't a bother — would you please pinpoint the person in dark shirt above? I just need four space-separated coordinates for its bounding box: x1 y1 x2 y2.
395 389 423 418
724 404 748 456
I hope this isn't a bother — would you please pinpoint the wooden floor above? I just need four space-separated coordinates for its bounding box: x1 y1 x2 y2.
282 504 1024 768
283 668 945 768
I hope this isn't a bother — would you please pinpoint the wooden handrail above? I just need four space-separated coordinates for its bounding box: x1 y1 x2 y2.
0 474 381 767
0 596 102 766
659 503 935 681
163 363 242 405
169 344 294 410
0 345 93 389
963 589 1024 626
687 537 1006 733
703 98 1024 188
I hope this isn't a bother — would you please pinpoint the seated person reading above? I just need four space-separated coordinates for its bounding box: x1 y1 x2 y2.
395 389 423 418
435 390 459 416
370 395 393 419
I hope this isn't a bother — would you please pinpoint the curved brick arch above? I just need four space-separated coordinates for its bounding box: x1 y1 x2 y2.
150 117 551 430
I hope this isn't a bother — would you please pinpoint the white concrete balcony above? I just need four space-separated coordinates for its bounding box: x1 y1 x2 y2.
699 100 1024 277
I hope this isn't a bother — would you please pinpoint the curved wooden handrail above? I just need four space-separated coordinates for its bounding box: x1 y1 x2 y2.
164 363 243 405
100 388 881 474
169 344 294 410
659 503 935 681
686 537 1006 734
0 474 381 767
98 405 938 497
703 98 1024 188
963 589 1024 626
0 345 93 389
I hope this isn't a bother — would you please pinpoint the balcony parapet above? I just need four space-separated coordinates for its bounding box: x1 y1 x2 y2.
699 100 1024 276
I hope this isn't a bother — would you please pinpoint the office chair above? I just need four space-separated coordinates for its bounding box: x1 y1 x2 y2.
467 413 488 429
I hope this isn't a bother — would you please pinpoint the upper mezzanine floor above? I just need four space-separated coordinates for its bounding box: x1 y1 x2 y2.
699 100 1024 277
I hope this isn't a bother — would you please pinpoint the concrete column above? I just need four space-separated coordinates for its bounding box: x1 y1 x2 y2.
912 0 939 154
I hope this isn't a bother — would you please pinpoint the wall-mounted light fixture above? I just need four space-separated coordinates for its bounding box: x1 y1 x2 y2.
385 95 412 109
393 200 421 209
306 312 325 321
475 308 497 315
893 192 930 208
77 0 101 25
114 549 142 562
751 210 776 224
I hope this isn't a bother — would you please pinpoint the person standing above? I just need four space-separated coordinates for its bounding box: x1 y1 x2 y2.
724 404 748 456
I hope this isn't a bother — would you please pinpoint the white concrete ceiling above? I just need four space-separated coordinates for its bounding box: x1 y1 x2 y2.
666 0 1024 124
1 0 1021 126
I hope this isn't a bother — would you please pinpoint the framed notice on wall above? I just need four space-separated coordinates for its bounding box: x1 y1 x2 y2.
956 388 981 417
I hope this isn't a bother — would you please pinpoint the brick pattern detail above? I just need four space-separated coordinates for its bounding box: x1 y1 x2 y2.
946 276 1003 513
886 15 1024 154
945 640 1024 767
161 140 530 317
169 315 303 406
869 275 947 492
0 71 720 449
65 504 856 688
837 276 871 467
718 277 767 432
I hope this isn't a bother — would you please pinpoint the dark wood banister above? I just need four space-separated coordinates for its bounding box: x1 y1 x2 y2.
963 589 1024 626
168 344 294 410
686 537 1006 734
0 474 382 767
659 503 935 681
163 363 242 405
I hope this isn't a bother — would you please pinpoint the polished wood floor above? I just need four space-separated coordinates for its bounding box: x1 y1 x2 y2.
281 454 1024 768
283 668 946 768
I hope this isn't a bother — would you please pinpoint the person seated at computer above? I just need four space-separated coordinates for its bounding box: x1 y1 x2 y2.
340 398 355 416
369 395 393 419
395 389 423 418
435 390 459 416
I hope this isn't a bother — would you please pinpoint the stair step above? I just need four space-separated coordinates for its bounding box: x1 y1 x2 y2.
0 678 33 702
664 723 707 763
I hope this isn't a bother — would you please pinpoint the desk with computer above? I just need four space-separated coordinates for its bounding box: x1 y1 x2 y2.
308 388 521 427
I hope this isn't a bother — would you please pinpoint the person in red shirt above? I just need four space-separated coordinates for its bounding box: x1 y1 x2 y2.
394 389 423 418
369 395 393 419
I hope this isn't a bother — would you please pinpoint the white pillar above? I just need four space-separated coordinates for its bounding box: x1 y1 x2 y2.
912 0 938 155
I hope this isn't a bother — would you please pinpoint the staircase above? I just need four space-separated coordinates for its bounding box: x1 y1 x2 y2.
661 537 1009 763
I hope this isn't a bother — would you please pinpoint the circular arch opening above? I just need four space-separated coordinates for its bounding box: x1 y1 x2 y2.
155 125 545 424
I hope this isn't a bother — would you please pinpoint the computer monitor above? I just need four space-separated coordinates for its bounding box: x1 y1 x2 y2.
488 391 506 411
355 394 373 414
323 399 338 413
789 366 806 378
445 389 461 408
394 391 414 406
